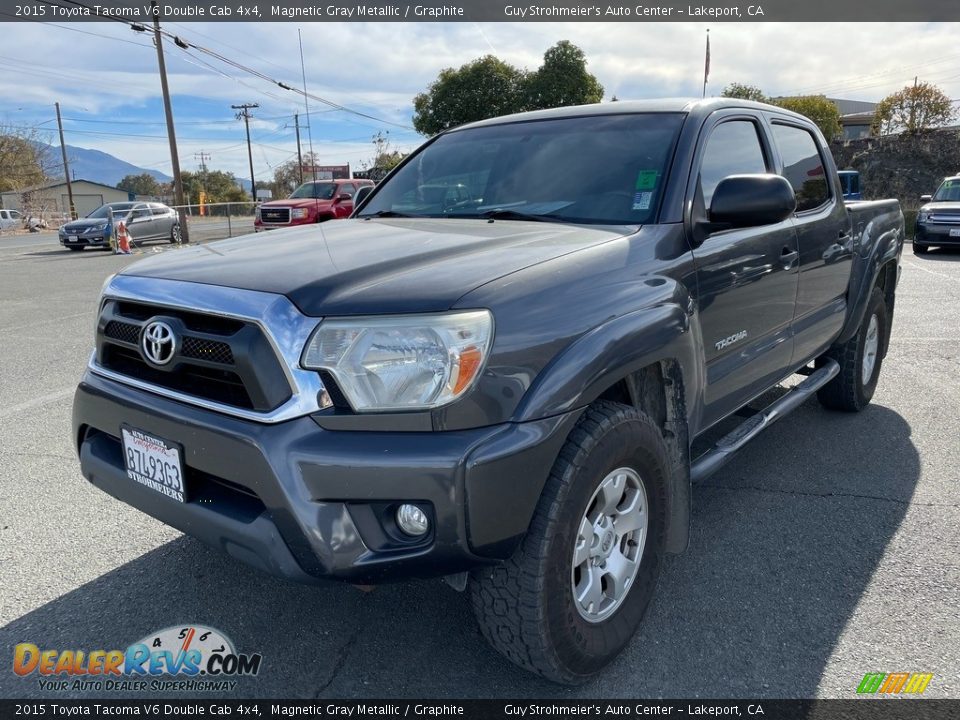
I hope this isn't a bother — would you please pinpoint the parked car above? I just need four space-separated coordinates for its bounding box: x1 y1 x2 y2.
0 208 23 231
837 169 862 200
254 178 374 231
59 202 181 251
72 98 903 684
914 175 960 254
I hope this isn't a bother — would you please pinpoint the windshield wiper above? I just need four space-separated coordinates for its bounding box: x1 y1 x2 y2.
478 209 567 223
361 210 414 219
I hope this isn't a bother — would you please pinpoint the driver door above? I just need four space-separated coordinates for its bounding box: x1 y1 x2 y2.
689 114 800 428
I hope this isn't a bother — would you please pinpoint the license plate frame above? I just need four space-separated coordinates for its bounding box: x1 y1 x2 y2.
67 235 78 242
949 228 960 237
120 425 186 503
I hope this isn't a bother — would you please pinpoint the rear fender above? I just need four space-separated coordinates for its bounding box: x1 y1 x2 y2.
837 207 904 345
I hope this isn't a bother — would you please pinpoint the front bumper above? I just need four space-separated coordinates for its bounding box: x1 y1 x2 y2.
915 222 960 246
73 371 578 584
61 233 108 247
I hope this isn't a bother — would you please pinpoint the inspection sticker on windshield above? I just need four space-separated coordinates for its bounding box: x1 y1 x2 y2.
635 170 659 191
633 192 653 211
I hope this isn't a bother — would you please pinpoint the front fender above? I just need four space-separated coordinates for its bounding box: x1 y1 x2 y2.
514 301 700 424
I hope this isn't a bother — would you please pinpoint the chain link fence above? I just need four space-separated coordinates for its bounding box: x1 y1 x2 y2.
170 201 257 244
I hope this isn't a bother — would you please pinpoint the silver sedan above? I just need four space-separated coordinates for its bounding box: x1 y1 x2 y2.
59 202 182 251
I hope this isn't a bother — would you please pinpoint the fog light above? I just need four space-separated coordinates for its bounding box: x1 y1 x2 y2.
396 504 429 536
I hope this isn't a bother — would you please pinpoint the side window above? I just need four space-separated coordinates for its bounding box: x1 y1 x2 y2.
698 120 768 208
150 206 167 216
772 123 831 212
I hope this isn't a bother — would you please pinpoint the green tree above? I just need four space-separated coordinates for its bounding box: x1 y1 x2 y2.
0 127 52 193
180 169 247 205
721 83 767 102
413 55 528 135
525 40 604 110
412 41 603 135
871 81 955 135
116 173 160 197
772 95 842 140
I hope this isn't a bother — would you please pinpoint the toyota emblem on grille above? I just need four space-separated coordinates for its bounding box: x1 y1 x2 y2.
141 320 177 366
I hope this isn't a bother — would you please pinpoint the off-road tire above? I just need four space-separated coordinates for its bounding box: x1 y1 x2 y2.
470 400 670 684
817 287 888 412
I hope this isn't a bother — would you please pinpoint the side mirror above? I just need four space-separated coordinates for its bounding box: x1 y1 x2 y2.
336 192 353 202
709 174 797 230
920 194 932 202
354 186 373 206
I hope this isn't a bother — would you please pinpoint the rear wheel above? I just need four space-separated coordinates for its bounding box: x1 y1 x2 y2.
912 241 929 255
817 286 888 412
470 401 669 684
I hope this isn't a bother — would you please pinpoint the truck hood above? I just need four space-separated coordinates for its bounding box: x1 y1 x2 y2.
921 201 960 213
121 218 628 316
260 197 333 209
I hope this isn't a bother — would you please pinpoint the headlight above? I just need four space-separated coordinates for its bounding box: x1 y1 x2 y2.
98 223 109 231
291 208 308 219
302 310 493 411
917 210 930 223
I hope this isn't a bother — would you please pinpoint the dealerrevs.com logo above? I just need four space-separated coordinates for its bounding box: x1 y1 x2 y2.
13 625 262 693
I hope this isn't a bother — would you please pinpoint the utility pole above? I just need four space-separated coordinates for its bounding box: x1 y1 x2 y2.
55 102 76 220
294 113 303 185
910 76 918 129
149 1 189 242
194 150 210 174
232 103 259 202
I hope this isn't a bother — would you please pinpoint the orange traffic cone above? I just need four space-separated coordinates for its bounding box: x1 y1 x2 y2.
116 221 131 254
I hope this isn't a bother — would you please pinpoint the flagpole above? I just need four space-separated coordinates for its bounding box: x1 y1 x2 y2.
702 29 710 98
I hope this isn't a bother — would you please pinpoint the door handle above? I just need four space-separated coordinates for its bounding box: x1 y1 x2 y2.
780 247 799 269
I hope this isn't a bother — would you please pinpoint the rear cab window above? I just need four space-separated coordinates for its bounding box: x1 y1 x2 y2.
771 123 832 212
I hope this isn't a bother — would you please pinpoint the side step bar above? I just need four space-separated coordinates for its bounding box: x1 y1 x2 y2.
690 359 840 484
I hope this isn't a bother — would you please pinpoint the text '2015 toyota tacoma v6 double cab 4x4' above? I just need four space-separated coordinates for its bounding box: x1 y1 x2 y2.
73 99 904 684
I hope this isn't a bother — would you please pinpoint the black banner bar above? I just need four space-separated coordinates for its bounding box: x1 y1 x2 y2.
3 0 960 23
1 700 959 720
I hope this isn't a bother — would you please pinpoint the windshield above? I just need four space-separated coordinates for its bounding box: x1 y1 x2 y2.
359 113 684 225
933 179 960 202
290 182 337 200
86 204 135 219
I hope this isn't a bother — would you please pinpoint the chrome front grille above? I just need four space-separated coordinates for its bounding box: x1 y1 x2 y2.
90 276 332 424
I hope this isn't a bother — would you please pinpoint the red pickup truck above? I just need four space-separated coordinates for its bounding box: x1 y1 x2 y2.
254 178 374 231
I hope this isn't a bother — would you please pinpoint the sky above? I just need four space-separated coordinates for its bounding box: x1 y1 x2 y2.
2 20 960 184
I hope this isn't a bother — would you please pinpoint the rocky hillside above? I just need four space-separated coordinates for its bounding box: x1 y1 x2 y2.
830 129 960 211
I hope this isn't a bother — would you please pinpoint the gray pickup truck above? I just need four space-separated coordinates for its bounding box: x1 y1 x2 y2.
73 98 904 684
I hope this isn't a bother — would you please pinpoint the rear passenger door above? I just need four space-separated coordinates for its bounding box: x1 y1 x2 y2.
688 113 800 428
768 120 853 364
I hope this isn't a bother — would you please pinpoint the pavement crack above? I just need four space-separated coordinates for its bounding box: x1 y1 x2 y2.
695 482 960 509
312 604 365 697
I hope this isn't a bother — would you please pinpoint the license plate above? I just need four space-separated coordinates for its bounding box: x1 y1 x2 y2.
67 235 78 242
950 228 960 237
121 426 186 502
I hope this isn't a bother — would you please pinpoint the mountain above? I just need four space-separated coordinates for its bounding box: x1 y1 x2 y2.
41 143 172 187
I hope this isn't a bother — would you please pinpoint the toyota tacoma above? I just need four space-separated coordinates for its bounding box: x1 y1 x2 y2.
73 99 904 684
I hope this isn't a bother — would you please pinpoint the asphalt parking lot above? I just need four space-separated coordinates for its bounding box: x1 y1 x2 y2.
0 234 958 700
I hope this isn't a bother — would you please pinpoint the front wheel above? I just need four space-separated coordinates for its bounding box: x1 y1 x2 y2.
470 401 669 684
817 286 888 412
912 241 929 255
170 224 183 244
